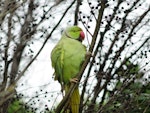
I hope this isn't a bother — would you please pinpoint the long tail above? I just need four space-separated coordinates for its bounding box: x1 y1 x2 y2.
65 86 80 113
70 87 80 113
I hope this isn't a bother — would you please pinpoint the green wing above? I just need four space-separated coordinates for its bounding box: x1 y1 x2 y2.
51 37 86 84
51 41 64 83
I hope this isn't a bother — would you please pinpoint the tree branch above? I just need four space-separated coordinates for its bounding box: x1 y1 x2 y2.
74 0 81 25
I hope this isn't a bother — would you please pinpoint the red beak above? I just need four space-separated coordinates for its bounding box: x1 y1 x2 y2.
80 31 85 40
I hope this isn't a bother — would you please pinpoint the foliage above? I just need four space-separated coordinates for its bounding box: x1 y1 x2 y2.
97 62 150 113
7 98 36 113
0 0 150 112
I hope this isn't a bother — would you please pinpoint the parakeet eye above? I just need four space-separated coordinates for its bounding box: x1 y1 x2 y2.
80 31 85 40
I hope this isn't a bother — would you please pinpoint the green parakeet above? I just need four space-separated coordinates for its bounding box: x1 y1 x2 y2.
51 26 86 113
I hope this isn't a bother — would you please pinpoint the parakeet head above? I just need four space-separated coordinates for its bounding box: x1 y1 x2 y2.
63 26 85 42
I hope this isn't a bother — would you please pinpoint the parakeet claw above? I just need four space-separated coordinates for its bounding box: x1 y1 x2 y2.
70 78 78 83
86 51 92 57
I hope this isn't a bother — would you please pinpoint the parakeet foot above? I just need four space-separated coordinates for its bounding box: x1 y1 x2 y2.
70 78 78 83
86 51 92 57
